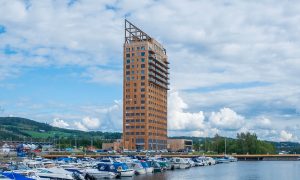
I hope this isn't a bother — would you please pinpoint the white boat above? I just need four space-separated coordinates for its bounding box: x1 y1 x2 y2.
206 157 216 165
141 161 154 173
227 156 238 162
25 160 44 169
186 158 196 167
83 168 118 179
36 167 75 180
171 157 190 169
126 162 146 175
113 162 135 177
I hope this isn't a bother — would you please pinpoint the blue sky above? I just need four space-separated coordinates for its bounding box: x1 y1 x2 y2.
0 0 300 142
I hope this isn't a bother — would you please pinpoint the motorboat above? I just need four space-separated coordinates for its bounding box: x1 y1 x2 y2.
126 161 146 175
24 160 44 169
226 156 238 162
215 157 230 164
3 164 38 178
155 158 174 170
35 167 75 180
0 173 13 180
83 163 119 179
170 158 190 169
113 162 135 177
140 161 154 173
186 158 196 167
191 157 205 166
1 172 34 180
146 160 163 173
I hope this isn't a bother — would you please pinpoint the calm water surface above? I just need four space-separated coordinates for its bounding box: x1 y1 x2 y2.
130 161 300 180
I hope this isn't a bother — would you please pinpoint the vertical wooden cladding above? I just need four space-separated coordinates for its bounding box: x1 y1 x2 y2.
123 20 168 150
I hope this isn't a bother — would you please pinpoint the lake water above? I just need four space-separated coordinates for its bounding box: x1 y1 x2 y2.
131 161 300 180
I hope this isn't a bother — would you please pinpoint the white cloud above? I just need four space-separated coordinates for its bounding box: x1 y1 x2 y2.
168 91 206 131
0 0 300 141
74 121 88 131
279 130 298 142
82 116 101 129
209 108 245 131
82 67 122 84
50 118 70 128
252 117 272 130
280 130 293 142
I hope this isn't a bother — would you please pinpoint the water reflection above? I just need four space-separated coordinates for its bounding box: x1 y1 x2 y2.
132 161 300 180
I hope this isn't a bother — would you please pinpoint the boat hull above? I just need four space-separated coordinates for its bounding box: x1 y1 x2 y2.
119 170 135 177
146 167 154 173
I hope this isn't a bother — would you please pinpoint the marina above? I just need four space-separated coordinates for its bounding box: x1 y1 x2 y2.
0 155 237 179
1 155 300 180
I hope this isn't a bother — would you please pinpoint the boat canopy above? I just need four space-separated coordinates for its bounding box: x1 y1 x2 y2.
1 172 34 180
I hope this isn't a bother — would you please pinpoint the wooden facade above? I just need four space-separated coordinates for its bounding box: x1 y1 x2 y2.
123 20 169 150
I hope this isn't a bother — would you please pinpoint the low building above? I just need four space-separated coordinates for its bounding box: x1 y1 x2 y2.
167 139 193 152
102 139 122 151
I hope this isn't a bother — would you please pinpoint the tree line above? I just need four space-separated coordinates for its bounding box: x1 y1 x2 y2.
193 132 276 154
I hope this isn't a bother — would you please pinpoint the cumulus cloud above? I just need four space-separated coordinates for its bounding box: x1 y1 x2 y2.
74 121 88 132
279 130 297 142
252 117 272 130
1 0 300 141
209 108 245 131
50 118 70 128
168 91 206 131
82 116 101 129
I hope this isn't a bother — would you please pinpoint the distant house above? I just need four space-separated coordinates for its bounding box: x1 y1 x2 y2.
167 139 193 152
102 139 122 151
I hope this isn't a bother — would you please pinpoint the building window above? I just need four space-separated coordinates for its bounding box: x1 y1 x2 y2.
126 76 130 81
131 76 134 80
141 64 145 68
141 76 145 80
136 138 145 143
126 71 130 75
141 52 145 56
126 59 130 64
141 88 145 92
126 65 130 69
131 59 134 63
126 54 130 58
141 70 145 74
141 58 145 62
131 71 134 74
132 53 135 57
141 46 145 50
141 82 145 86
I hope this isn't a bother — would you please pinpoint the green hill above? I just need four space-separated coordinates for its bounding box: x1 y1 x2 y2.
0 117 121 148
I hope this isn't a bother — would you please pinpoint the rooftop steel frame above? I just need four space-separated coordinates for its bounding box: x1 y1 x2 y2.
125 19 152 43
